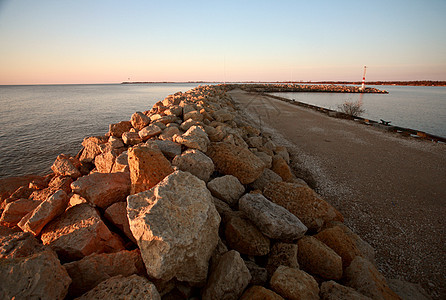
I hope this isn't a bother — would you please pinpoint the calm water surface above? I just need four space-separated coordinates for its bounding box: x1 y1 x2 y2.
0 83 207 178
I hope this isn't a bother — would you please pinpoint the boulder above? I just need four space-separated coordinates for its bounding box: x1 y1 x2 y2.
175 125 210 152
250 168 283 192
245 260 268 286
0 175 44 203
274 146 290 164
207 142 266 184
0 198 40 227
213 108 235 123
271 155 295 182
104 201 136 243
0 249 71 300
172 149 214 182
154 140 181 160
247 136 264 148
139 124 162 141
108 120 133 138
225 214 270 256
320 281 372 300
48 175 73 194
180 118 202 132
122 131 142 145
297 236 343 280
207 175 245 206
239 193 307 240
71 172 130 208
64 249 144 297
128 144 173 194
51 154 81 178
240 286 284 300
159 126 181 141
94 151 117 173
75 274 160 300
266 242 299 277
183 110 204 122
264 181 343 232
79 136 108 163
164 105 182 116
130 111 151 131
18 190 69 236
270 266 319 300
127 171 220 283
254 151 273 168
40 203 125 261
344 256 401 300
68 193 87 208
8 186 34 201
202 250 251 300
0 231 46 259
111 151 129 173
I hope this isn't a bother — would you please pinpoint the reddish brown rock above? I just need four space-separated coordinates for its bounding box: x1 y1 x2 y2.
79 136 108 163
266 242 299 277
128 144 173 194
111 151 129 173
40 203 125 261
104 201 136 243
95 151 118 173
71 172 130 208
48 175 73 194
122 131 143 145
271 155 295 182
68 193 87 208
264 181 343 232
250 168 283 192
51 154 81 178
130 111 151 131
0 175 44 203
9 186 34 200
108 120 133 138
139 124 162 141
0 231 46 259
270 266 319 300
0 198 40 227
207 142 266 184
240 286 284 300
297 235 343 280
64 249 144 297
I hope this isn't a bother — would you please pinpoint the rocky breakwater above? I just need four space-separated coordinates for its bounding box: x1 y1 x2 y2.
238 83 388 94
0 84 418 299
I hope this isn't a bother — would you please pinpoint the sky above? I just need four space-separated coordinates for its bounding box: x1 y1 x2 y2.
0 0 445 84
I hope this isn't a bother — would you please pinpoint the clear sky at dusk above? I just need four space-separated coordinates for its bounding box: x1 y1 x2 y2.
0 0 445 84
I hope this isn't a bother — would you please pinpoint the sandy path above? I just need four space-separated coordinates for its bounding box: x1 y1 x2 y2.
229 89 446 299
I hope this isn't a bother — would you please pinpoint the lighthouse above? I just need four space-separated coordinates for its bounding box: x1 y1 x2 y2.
360 66 367 90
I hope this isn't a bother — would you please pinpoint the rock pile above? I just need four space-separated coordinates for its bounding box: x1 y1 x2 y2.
0 85 408 299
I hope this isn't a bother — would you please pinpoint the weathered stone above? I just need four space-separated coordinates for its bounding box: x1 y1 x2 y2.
239 193 307 240
345 256 401 300
207 142 266 184
79 136 108 163
0 175 44 203
172 149 214 182
75 274 160 300
139 124 162 141
247 136 264 148
64 249 144 297
40 203 125 261
320 281 372 300
266 242 299 277
122 131 142 145
128 144 174 194
175 125 210 152
111 151 129 173
254 151 273 168
154 139 181 159
206 125 227 142
94 151 117 173
9 186 34 201
264 181 343 232
104 201 136 243
297 235 343 280
108 120 133 138
245 260 268 286
51 154 81 178
184 110 204 122
270 266 319 300
180 118 202 132
108 136 125 148
0 198 40 227
18 190 69 236
240 286 284 300
0 231 46 259
131 111 151 131
225 214 270 256
159 126 181 141
274 146 290 164
48 175 73 194
207 175 245 206
250 168 283 191
0 249 71 300
68 193 87 208
71 172 130 208
213 108 235 123
202 250 251 300
164 105 182 116
127 171 220 283
271 155 295 182
212 197 234 223
155 115 178 125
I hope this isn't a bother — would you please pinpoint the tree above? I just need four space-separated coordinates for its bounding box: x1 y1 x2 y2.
337 100 365 117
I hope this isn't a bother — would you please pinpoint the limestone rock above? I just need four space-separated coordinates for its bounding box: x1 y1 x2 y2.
127 171 220 283
271 155 295 182
264 181 343 232
159 126 181 141
172 149 215 182
128 144 174 194
184 110 204 122
207 142 266 184
245 260 268 286
0 249 71 300
0 198 40 227
250 168 283 192
111 151 129 173
164 105 182 116
175 125 210 152
75 274 160 300
154 139 181 160
108 120 133 137
131 111 151 131
48 175 73 194
180 118 202 132
266 242 299 277
239 193 307 240
18 190 69 236
71 172 130 208
213 108 235 123
104 201 136 243
320 281 372 300
345 256 402 300
297 235 343 280
68 193 87 208
0 231 46 259
139 124 162 141
64 249 144 297
207 175 245 206
225 214 270 256
122 131 142 145
79 136 108 163
240 286 284 300
202 250 251 300
94 151 117 173
51 154 81 178
0 174 44 203
254 151 273 168
270 266 319 300
274 146 290 164
40 203 125 261
247 136 264 148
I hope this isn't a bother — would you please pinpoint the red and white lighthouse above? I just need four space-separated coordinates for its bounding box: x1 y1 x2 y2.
361 66 367 90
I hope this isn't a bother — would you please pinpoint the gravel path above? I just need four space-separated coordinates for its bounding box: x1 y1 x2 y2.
229 89 446 299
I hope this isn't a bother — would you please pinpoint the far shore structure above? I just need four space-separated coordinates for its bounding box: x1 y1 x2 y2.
0 84 442 299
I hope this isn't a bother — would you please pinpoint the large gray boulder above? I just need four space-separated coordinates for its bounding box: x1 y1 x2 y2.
207 175 245 206
172 149 215 182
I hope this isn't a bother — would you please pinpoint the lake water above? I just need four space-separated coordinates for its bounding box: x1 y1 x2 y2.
0 83 208 178
271 85 446 138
